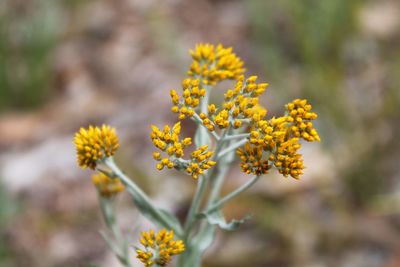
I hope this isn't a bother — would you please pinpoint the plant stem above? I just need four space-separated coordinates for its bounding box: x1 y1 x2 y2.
222 133 250 141
192 112 220 141
217 138 248 159
183 175 207 238
99 197 131 267
104 158 182 236
183 81 215 239
205 175 260 214
180 158 231 267
200 84 210 114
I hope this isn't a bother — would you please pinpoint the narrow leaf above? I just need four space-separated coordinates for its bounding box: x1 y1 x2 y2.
199 210 251 231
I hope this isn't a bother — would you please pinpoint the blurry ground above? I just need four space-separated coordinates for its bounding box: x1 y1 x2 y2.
1 0 400 267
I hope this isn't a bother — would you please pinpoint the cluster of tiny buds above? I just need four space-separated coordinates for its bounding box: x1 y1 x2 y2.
237 99 319 179
150 122 191 170
136 229 185 267
199 75 269 132
150 122 215 179
188 43 245 85
273 137 304 178
237 143 271 176
186 145 216 179
170 78 206 120
285 99 320 142
91 172 124 197
74 125 120 169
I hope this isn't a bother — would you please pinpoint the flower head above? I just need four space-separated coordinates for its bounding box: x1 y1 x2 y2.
273 138 304 179
239 107 316 179
150 122 191 170
150 123 215 179
136 229 185 267
237 143 271 175
199 75 269 132
92 172 124 197
74 125 119 169
248 117 288 151
188 43 245 85
186 145 216 179
170 78 206 120
286 99 320 142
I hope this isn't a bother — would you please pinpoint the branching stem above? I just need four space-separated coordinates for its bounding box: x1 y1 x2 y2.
191 112 220 141
205 175 260 214
217 138 248 159
104 158 182 237
222 133 250 141
183 175 207 238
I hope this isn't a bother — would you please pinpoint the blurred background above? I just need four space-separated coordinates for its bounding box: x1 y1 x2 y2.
1 0 400 266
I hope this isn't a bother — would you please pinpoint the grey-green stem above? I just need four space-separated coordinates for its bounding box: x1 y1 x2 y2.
222 133 250 141
183 175 207 238
205 175 260 214
217 138 248 159
99 197 131 267
191 112 220 141
103 157 182 236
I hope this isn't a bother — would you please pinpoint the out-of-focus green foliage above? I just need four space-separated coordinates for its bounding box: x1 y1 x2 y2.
246 0 400 208
246 0 361 132
0 0 63 111
0 182 18 266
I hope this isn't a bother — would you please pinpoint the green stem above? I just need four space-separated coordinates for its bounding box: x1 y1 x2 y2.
182 81 215 240
191 112 220 141
206 128 233 205
217 138 248 159
207 165 227 206
206 175 260 214
99 197 131 267
223 133 250 141
183 175 207 238
200 84 211 114
182 158 232 267
104 158 182 237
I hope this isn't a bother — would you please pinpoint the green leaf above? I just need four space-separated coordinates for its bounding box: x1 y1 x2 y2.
125 186 183 237
195 224 216 251
199 210 251 231
99 196 115 228
99 230 121 256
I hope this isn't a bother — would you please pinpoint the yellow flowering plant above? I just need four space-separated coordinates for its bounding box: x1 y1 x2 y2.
73 43 320 267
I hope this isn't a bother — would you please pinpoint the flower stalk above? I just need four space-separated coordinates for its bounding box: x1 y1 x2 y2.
104 157 183 237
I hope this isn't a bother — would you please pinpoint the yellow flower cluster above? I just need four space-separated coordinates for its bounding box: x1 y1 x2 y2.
238 100 319 179
91 172 124 197
150 43 320 180
199 75 269 131
150 122 191 170
286 99 320 142
186 145 216 179
248 117 288 151
74 125 120 169
236 143 270 175
150 122 214 179
170 78 206 120
273 137 304 178
136 229 185 267
188 43 245 85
